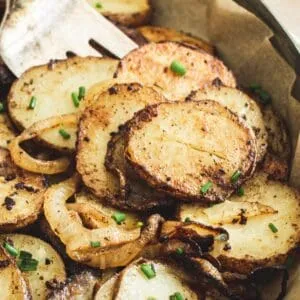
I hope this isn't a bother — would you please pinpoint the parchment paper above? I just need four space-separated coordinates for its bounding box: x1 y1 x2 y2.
151 0 300 299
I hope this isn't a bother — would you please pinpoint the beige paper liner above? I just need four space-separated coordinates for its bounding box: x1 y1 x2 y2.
152 0 300 298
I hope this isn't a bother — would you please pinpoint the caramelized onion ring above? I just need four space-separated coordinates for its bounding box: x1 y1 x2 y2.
9 114 77 174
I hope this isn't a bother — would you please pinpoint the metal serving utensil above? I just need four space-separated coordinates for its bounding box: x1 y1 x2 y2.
0 0 138 77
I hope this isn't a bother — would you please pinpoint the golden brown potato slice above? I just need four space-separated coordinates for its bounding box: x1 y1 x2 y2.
138 26 215 54
8 56 118 152
125 101 257 203
0 148 46 232
114 259 198 300
0 246 31 300
262 105 291 180
76 83 165 202
0 114 16 149
116 42 236 100
95 274 118 300
47 271 99 300
88 0 152 27
188 86 267 162
178 172 300 274
0 234 66 300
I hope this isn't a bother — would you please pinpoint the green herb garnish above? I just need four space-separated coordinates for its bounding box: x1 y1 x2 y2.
249 84 271 105
78 86 86 100
0 102 4 113
59 128 71 140
184 217 191 223
170 60 186 76
28 96 37 109
141 263 156 279
72 92 80 107
19 250 32 260
169 292 184 300
201 181 212 194
90 241 101 248
112 212 126 225
268 223 278 233
3 242 19 257
176 247 184 255
95 2 102 9
17 258 38 272
231 170 241 184
237 187 244 197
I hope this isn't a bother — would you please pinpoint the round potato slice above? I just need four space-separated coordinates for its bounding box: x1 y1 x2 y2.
178 172 300 274
114 259 198 300
116 42 236 100
88 0 152 27
8 56 118 152
0 234 66 299
125 101 257 203
138 26 215 55
0 113 16 149
76 83 165 202
0 246 31 300
95 274 119 300
187 86 268 162
0 148 46 232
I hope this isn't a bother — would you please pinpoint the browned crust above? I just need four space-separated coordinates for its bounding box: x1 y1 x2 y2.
124 101 257 203
104 128 174 211
104 5 152 28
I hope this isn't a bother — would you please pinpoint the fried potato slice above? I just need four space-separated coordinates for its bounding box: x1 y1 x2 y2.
8 57 118 152
0 114 16 149
114 259 198 300
76 83 165 202
0 246 31 300
188 86 267 162
0 148 46 232
125 101 257 203
116 42 236 100
105 129 174 211
262 105 291 180
138 26 215 54
47 271 99 300
95 274 119 300
0 234 66 299
88 0 152 27
178 172 300 274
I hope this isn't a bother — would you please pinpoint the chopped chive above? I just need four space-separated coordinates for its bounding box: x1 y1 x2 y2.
184 217 191 223
201 181 212 194
137 221 144 228
268 223 278 233
176 247 184 255
90 241 101 248
17 258 39 272
78 86 86 100
237 187 244 197
28 96 37 109
19 250 32 260
95 2 102 8
169 292 184 300
3 242 19 257
170 60 186 76
231 170 241 184
0 102 4 113
72 92 80 107
59 129 71 140
141 263 156 279
112 212 126 225
249 84 271 105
